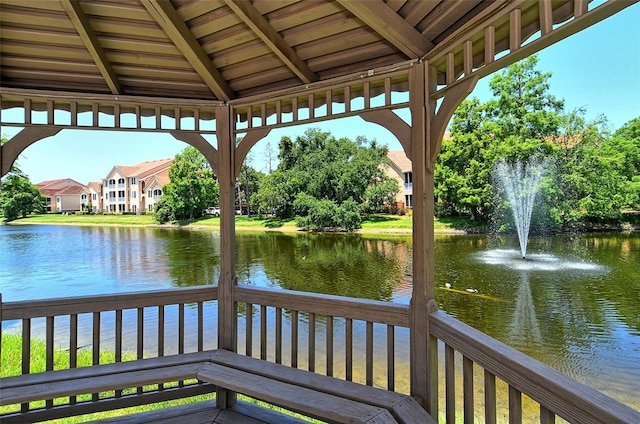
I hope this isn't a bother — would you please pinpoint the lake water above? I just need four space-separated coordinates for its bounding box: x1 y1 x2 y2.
1 224 638 411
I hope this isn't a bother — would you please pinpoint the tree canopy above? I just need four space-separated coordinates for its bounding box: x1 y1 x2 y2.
435 55 639 230
155 146 219 222
252 128 398 231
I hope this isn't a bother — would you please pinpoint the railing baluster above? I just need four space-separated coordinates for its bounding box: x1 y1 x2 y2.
178 304 185 355
387 324 394 391
326 315 333 377
115 310 122 397
260 305 267 360
178 303 184 388
291 310 298 368
92 311 101 401
21 318 30 413
70 313 78 404
308 312 315 372
275 307 282 364
366 321 373 386
509 385 522 424
463 355 474 424
484 369 497 424
346 318 353 381
137 307 143 395
540 405 555 424
246 303 253 356
197 301 203 352
46 316 54 408
445 344 455 424
158 305 164 390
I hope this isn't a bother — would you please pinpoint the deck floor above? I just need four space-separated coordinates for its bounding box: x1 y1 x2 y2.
88 400 314 424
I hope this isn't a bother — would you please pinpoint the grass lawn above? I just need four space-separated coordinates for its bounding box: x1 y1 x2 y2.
7 213 484 234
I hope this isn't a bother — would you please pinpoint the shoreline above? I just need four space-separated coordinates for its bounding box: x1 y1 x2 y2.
5 219 467 235
6 218 637 236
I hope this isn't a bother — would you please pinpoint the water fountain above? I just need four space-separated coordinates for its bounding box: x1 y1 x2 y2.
495 158 547 259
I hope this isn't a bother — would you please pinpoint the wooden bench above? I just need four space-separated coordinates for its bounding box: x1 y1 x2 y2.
0 349 436 424
207 349 435 424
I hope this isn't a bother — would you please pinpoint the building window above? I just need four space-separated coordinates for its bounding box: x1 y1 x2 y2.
404 172 413 192
131 177 137 185
148 204 154 212
131 191 136 198
405 194 413 209
132 205 137 213
148 190 152 197
92 193 97 200
404 172 412 184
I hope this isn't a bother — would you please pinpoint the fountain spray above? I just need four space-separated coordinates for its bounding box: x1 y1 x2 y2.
495 158 547 259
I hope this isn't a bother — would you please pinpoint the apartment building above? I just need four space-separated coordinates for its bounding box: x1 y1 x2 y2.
102 159 173 214
385 151 413 210
37 178 87 213
139 167 170 212
83 182 103 213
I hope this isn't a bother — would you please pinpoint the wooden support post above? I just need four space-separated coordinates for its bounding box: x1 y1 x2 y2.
216 105 237 408
408 61 437 414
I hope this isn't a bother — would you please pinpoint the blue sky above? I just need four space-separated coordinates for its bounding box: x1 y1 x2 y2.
2 3 639 184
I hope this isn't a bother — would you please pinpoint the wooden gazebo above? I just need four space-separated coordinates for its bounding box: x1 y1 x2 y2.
1 1 639 422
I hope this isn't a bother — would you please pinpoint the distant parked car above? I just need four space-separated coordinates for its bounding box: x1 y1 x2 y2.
235 209 242 215
204 207 220 216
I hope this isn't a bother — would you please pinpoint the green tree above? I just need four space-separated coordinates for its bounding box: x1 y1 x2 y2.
436 55 564 223
611 117 640 210
157 147 219 222
254 128 397 231
235 140 264 218
0 174 46 221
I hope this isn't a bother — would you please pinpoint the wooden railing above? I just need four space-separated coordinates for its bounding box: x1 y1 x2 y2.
0 287 219 423
2 286 639 423
234 286 410 392
429 310 640 424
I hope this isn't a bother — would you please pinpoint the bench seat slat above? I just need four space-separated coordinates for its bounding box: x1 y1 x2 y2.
0 363 203 406
197 362 397 424
0 351 214 389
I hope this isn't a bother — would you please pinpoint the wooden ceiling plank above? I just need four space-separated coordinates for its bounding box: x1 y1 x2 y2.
335 0 433 58
223 0 318 84
141 0 235 100
60 0 121 95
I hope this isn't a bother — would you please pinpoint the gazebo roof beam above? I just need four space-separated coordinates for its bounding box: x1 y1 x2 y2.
141 0 235 101
336 0 434 58
60 0 121 95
